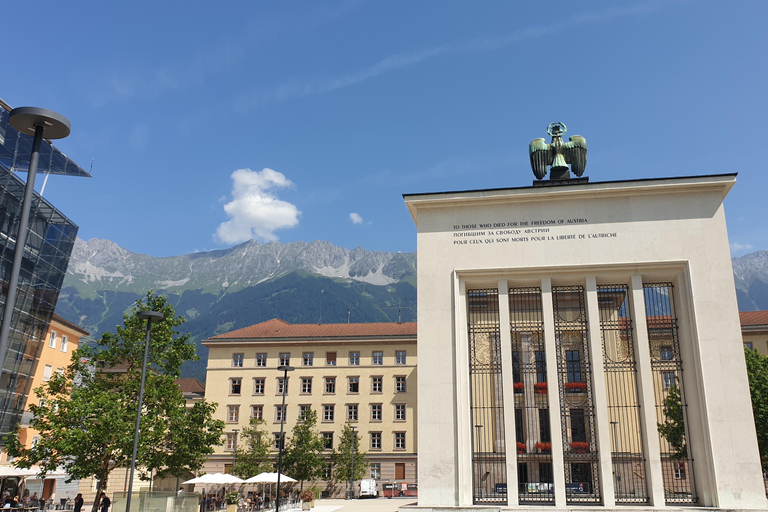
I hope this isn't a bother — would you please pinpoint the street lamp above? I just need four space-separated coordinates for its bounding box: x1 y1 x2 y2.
231 429 240 473
275 365 294 512
347 425 357 500
0 108 70 391
125 310 164 512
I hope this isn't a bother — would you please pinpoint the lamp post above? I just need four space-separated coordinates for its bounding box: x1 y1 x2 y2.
347 425 357 500
125 310 164 512
0 108 70 394
275 365 294 512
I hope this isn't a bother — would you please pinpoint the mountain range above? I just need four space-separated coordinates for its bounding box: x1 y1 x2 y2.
57 238 417 381
56 239 768 381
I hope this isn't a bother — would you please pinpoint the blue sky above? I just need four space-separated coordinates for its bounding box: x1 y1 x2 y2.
2 1 766 257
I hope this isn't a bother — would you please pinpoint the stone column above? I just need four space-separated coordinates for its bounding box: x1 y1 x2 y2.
497 279 518 506
454 274 473 506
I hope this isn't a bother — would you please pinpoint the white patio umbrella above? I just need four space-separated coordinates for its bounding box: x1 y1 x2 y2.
244 472 296 483
182 473 245 485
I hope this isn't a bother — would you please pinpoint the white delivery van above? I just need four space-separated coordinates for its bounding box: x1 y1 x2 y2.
359 479 378 498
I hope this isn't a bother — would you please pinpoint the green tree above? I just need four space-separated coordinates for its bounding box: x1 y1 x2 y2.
282 409 325 490
657 382 687 459
232 418 273 479
744 346 768 470
4 292 224 512
331 424 369 492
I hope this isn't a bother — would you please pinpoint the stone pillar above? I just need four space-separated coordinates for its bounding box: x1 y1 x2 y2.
497 279 518 506
454 275 473 506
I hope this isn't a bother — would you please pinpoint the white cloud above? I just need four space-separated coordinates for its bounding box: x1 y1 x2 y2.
349 213 364 225
731 242 754 253
215 168 300 244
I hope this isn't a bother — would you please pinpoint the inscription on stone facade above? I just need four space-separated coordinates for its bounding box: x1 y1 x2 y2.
451 218 617 246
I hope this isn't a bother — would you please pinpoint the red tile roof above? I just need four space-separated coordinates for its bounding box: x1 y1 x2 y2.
208 318 417 341
176 377 205 394
52 313 90 336
740 311 768 327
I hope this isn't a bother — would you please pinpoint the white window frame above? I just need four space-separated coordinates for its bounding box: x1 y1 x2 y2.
395 403 406 421
396 350 406 364
251 405 263 420
227 405 239 423
256 353 267 367
48 332 57 349
43 364 53 382
372 351 383 365
370 432 382 450
253 378 265 395
60 336 68 352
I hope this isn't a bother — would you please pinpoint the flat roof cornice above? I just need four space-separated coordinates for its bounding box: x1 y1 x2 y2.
403 174 737 224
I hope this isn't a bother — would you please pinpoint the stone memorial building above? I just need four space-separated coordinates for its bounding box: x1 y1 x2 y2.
403 164 765 510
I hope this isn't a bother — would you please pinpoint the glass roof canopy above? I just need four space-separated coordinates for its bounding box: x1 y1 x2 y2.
0 109 91 178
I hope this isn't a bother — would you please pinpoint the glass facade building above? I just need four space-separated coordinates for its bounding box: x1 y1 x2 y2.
0 104 87 437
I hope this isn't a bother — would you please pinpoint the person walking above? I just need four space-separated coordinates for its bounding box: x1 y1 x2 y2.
73 494 84 512
99 493 110 512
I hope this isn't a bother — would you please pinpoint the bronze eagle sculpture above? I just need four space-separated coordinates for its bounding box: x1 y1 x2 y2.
529 122 587 180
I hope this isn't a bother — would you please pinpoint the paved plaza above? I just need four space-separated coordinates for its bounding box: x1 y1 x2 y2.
283 498 415 512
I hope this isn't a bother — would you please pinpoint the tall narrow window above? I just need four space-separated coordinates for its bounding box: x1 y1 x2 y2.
396 351 406 364
256 353 267 367
598 284 648 503
230 378 242 395
303 353 314 366
349 352 360 365
372 351 383 365
645 282 697 504
510 287 552 504
48 332 57 349
553 285 600 504
279 353 290 366
468 288 507 505
232 353 244 367
60 336 68 352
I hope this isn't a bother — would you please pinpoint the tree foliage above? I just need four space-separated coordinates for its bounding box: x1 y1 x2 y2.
4 293 224 512
282 409 325 490
232 418 273 479
744 346 768 470
657 382 687 459
331 424 369 490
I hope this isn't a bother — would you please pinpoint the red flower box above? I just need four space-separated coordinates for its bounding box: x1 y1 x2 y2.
565 381 587 392
535 442 551 452
570 441 590 453
514 382 524 392
517 442 526 453
534 382 547 394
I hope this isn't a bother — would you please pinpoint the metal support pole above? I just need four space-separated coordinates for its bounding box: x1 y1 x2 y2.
275 365 293 512
125 311 163 512
347 426 357 499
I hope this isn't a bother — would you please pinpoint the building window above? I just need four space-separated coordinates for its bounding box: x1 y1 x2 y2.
396 350 406 364
370 463 381 479
299 405 311 421
371 403 382 421
347 404 358 421
395 376 406 393
275 405 286 422
535 350 547 383
349 352 360 365
273 433 285 450
394 432 406 450
303 352 314 366
43 364 53 382
226 432 237 451
325 377 336 394
323 432 333 450
232 353 244 367
371 376 383 393
370 432 382 450
745 342 754 349
230 378 242 395
372 351 383 365
348 377 359 393
663 371 676 389
277 377 288 394
301 377 312 394
324 463 333 480
674 462 686 479
251 405 263 420
253 378 265 395
48 331 57 349
395 403 406 421
326 352 337 365
279 353 291 366
660 346 673 361
60 336 68 352
256 353 267 367
227 405 239 423
566 350 581 383
323 404 334 422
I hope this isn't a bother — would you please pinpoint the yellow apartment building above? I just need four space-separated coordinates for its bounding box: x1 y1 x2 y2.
202 319 417 496
741 311 768 353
